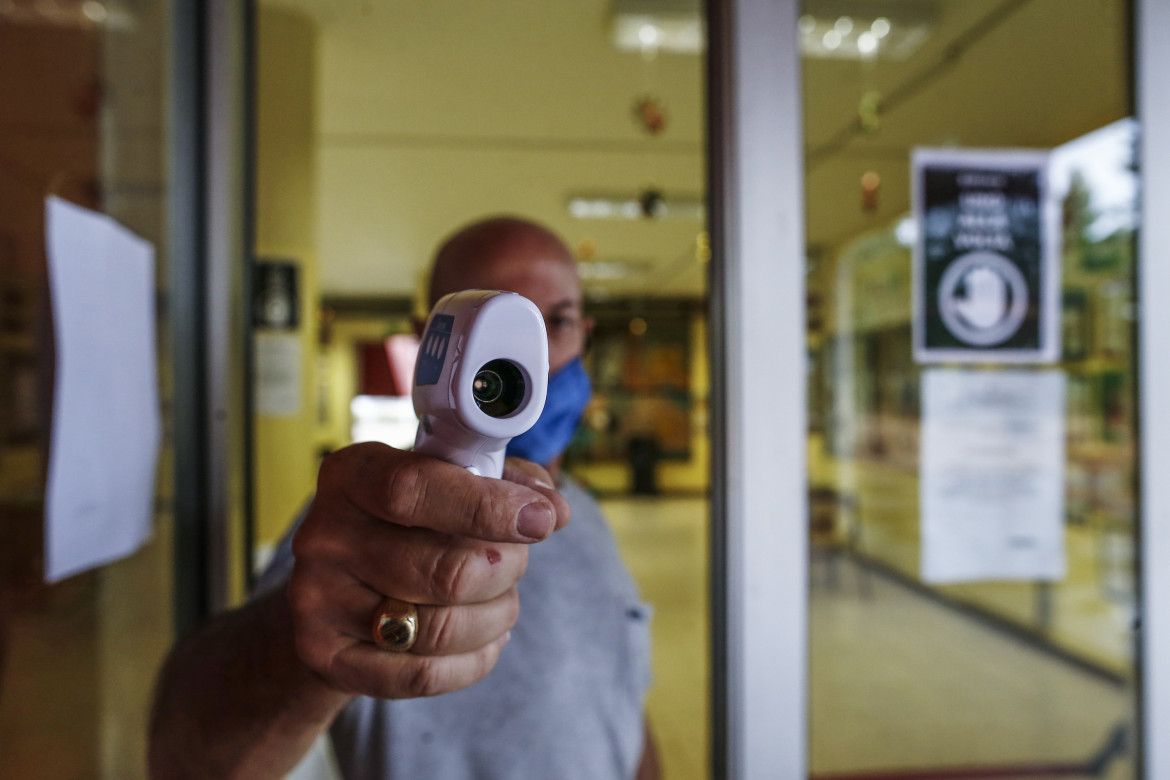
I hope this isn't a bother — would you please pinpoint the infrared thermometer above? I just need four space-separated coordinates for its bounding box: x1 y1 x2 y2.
412 290 549 478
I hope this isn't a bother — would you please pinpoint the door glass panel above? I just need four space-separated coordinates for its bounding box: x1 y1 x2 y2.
804 1 1136 775
0 3 176 777
252 2 710 778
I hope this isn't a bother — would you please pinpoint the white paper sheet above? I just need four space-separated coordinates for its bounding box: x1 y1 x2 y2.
44 196 160 582
255 331 302 416
920 368 1066 584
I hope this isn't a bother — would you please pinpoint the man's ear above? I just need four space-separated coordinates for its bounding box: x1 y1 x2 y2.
583 316 596 354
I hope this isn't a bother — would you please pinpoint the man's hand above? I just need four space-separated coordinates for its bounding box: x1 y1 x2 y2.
287 442 570 700
148 441 568 779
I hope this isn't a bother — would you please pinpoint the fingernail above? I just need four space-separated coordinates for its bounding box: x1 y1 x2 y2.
534 479 553 491
517 502 553 539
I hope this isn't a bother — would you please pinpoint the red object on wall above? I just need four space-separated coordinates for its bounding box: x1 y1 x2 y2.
384 335 420 396
357 335 420 397
358 342 397 396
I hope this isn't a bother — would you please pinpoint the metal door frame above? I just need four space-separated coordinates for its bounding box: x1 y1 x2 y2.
709 0 1170 777
170 0 254 634
1138 0 1170 776
708 1 807 777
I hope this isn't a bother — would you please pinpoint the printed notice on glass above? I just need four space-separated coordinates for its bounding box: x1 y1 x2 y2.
912 148 1060 364
920 369 1066 584
45 197 160 582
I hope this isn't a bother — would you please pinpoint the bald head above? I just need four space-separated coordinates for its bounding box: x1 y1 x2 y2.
428 216 577 307
426 216 589 376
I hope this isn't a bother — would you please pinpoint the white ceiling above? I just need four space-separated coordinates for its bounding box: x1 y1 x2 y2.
261 0 1129 300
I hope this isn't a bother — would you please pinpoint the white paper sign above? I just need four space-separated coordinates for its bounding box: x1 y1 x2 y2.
45 197 160 582
920 368 1066 584
255 331 302 416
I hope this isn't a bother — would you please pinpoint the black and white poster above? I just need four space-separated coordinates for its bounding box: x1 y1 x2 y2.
912 148 1059 364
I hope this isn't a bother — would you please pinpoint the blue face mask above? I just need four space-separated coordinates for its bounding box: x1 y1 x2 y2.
506 356 592 467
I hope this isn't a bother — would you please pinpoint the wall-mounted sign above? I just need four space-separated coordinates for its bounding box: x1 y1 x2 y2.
912 148 1059 364
253 259 300 330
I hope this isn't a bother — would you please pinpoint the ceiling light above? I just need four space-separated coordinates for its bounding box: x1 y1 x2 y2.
638 23 660 48
567 193 705 221
577 259 656 281
611 0 704 54
798 1 934 61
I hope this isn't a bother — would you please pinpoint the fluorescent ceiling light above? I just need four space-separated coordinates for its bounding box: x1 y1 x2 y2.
577 259 656 281
567 194 705 221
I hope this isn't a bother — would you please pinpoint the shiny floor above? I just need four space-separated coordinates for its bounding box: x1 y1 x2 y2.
603 494 1134 780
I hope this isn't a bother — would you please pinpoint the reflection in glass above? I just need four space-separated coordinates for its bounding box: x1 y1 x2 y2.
805 0 1135 774
0 3 176 777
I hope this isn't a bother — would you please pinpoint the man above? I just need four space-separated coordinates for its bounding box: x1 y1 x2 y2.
150 216 658 779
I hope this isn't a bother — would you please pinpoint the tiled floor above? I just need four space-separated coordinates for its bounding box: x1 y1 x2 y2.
604 494 1135 780
808 558 1132 779
603 494 711 780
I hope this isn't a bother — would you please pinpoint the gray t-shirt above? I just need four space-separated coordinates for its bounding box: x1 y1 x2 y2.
258 477 653 779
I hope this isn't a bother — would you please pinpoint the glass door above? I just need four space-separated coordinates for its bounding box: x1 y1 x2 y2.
802 1 1138 776
0 2 183 776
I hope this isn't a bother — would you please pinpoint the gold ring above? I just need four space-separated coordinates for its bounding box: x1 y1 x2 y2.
372 596 419 652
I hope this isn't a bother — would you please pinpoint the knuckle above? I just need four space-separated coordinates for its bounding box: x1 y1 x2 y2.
429 547 474 604
290 519 319 560
422 606 457 653
291 627 331 677
404 657 446 698
467 490 506 539
503 589 520 629
291 518 340 566
315 449 347 492
471 642 502 682
284 573 317 618
385 460 425 525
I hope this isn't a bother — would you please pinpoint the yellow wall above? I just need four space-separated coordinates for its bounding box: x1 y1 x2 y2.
253 6 319 556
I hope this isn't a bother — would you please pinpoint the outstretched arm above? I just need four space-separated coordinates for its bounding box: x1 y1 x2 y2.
149 587 349 779
149 444 569 779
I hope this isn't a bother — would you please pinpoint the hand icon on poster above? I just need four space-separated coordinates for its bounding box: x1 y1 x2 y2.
954 265 1008 330
938 251 1029 347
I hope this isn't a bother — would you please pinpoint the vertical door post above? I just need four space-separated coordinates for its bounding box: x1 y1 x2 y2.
708 0 808 777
